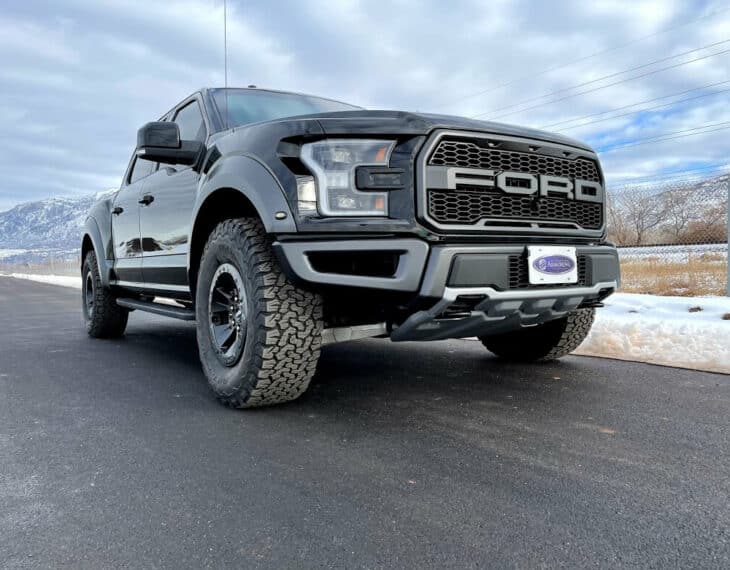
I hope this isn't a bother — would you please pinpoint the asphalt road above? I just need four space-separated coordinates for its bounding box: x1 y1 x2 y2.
1 277 728 569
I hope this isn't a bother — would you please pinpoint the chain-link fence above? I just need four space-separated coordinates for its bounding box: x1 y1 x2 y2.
0 255 79 277
607 173 729 296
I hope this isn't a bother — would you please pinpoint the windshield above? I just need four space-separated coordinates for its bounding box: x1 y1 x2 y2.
210 88 362 129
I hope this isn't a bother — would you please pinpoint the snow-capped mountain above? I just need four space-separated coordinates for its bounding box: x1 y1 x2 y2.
0 196 95 250
0 191 115 262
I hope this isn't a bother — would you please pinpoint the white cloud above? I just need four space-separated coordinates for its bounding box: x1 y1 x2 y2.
0 0 728 209
0 17 80 65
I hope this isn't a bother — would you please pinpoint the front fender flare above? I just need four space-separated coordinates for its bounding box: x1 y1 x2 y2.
194 153 297 234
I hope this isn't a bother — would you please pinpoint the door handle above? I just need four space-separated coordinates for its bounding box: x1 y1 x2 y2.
138 195 154 206
112 206 123 215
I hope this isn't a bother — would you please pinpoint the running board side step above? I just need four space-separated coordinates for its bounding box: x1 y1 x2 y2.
116 298 196 321
321 323 388 345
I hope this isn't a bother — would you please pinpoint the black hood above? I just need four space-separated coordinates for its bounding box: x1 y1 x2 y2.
309 110 593 152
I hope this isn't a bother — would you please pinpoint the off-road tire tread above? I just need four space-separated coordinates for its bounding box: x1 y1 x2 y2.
197 218 322 408
481 308 595 362
83 250 128 338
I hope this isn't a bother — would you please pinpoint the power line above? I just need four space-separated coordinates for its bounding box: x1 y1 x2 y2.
552 85 730 132
625 164 730 181
473 38 730 119
597 121 730 153
609 164 730 185
608 169 730 192
432 6 730 110
539 79 730 130
473 45 730 120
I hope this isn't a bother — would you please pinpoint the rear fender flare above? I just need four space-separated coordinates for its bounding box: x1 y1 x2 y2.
82 217 113 287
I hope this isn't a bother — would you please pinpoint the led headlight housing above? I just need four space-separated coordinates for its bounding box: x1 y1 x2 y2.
299 139 395 216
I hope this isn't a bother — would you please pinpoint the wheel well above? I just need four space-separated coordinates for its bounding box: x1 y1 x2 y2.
189 188 259 295
81 234 94 267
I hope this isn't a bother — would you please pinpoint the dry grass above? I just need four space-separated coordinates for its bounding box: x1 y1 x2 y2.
699 252 726 263
620 256 727 296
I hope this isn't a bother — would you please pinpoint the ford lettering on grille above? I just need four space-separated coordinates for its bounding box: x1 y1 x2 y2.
441 167 603 203
423 135 605 232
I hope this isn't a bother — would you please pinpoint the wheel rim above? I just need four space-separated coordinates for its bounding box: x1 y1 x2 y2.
208 263 247 366
84 272 94 318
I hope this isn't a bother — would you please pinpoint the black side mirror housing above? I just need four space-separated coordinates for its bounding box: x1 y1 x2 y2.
136 122 203 166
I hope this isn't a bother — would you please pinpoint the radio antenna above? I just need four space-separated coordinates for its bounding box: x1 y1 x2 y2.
223 0 229 129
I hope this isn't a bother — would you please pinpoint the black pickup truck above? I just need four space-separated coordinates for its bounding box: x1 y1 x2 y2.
82 87 619 408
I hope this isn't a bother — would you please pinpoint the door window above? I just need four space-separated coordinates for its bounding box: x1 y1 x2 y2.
128 157 157 184
173 101 207 142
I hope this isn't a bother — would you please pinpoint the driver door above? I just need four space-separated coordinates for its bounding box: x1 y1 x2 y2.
111 156 156 284
139 96 208 291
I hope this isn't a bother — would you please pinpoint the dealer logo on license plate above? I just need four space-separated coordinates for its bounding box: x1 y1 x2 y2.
527 246 578 285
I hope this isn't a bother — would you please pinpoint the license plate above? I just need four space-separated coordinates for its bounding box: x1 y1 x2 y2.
527 246 578 285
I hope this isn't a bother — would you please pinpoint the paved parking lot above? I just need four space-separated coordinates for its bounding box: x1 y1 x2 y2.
1 277 728 568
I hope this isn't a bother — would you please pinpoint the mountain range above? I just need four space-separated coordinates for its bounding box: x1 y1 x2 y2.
0 192 113 264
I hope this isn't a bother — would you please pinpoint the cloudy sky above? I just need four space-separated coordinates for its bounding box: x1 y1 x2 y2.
1 0 729 211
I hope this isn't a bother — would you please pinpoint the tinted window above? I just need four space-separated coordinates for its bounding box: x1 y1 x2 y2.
211 89 361 129
174 101 206 142
128 157 156 184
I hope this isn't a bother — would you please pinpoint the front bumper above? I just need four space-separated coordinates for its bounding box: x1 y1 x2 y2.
274 238 619 341
390 282 616 341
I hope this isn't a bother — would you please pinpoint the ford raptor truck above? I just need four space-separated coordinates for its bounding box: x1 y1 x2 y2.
81 87 620 408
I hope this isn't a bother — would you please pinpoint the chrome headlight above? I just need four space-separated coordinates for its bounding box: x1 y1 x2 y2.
299 139 395 216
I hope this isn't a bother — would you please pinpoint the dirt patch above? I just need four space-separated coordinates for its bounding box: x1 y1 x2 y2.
619 257 727 296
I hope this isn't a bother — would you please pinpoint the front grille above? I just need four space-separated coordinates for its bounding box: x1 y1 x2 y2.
424 135 604 232
430 139 601 182
428 189 603 229
508 254 590 289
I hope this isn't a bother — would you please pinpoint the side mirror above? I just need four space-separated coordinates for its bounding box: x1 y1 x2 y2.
136 122 203 166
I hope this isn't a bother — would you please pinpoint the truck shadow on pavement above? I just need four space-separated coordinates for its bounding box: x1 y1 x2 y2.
115 316 593 417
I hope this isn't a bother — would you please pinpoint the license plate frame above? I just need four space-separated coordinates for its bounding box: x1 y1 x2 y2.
527 246 578 285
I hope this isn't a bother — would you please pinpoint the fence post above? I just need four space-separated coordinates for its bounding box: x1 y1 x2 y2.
727 176 730 296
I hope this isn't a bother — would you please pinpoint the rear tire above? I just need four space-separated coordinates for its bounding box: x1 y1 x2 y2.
480 308 595 362
82 250 128 338
195 218 323 408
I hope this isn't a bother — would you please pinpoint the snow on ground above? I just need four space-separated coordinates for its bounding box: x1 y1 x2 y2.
618 243 727 262
2 273 729 374
0 249 28 259
575 293 730 374
2 273 188 306
4 273 81 289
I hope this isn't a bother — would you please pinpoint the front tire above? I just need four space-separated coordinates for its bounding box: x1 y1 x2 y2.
82 250 129 338
195 218 323 408
479 308 595 362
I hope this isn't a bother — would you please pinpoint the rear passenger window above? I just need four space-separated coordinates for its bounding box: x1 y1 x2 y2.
173 101 206 142
128 157 156 184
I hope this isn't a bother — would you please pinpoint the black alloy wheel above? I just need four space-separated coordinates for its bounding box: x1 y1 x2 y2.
207 263 247 366
83 271 95 319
